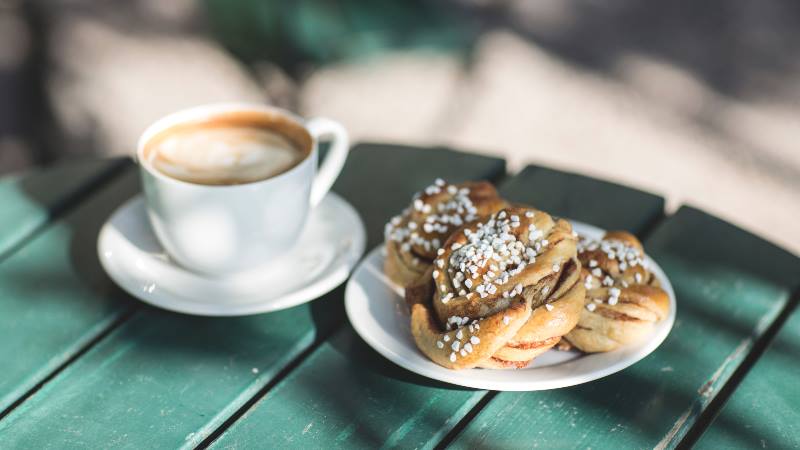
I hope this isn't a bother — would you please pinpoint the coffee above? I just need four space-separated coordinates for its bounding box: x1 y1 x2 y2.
144 112 308 185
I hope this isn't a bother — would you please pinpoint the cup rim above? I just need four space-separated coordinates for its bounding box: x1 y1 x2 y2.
136 102 316 189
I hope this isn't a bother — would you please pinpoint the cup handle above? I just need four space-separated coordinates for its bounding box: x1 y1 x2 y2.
306 117 349 207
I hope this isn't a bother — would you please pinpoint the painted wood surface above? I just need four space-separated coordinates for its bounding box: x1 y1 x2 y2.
0 159 125 261
209 164 665 449
0 153 796 450
450 207 800 449
500 165 664 233
0 166 140 414
695 302 800 450
0 145 505 449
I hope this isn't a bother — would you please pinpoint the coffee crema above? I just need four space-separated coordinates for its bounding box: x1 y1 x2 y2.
144 111 310 186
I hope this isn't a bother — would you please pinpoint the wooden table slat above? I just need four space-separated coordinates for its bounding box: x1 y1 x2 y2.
0 166 139 414
208 164 665 449
0 145 506 449
0 159 126 260
501 165 664 233
695 301 800 449
450 206 800 450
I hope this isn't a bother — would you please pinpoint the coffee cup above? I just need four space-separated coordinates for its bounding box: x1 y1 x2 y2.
136 103 349 276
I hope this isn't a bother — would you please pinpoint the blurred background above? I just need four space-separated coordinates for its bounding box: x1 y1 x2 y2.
0 0 798 254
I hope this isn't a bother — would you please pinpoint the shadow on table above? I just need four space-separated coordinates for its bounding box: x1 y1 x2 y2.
6 159 139 310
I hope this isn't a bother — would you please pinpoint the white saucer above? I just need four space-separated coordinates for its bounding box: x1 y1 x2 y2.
345 221 676 391
99 193 365 316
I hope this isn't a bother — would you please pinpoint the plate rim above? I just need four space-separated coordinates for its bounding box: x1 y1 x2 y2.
345 221 677 391
98 192 366 316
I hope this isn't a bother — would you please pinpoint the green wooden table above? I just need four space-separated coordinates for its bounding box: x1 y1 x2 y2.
0 145 797 449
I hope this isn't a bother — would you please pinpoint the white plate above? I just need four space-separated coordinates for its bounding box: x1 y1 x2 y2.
345 221 676 391
99 193 365 316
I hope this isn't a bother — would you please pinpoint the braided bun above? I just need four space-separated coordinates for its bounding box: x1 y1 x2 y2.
384 179 506 288
565 231 669 352
408 207 584 369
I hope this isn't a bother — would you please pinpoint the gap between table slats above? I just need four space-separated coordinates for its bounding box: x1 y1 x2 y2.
0 158 134 417
0 163 141 418
676 289 800 449
0 158 130 263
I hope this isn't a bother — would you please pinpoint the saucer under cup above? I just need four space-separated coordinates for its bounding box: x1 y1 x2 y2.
99 193 365 316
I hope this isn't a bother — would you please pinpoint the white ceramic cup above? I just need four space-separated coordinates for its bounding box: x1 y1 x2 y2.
136 103 349 276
